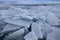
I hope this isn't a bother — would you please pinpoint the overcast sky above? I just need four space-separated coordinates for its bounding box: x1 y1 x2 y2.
0 0 60 4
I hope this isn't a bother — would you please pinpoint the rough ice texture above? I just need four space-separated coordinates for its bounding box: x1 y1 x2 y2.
0 5 60 40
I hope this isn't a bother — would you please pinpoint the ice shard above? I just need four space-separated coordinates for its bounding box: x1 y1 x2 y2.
31 22 43 39
24 31 38 40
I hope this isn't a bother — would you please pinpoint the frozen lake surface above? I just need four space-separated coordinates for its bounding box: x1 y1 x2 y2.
0 4 60 40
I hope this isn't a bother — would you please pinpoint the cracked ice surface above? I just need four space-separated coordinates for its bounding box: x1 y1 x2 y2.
0 5 60 40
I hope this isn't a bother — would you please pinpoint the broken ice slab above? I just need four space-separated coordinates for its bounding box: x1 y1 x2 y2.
31 22 43 39
2 24 22 32
47 28 60 40
24 31 38 40
46 11 60 26
36 20 55 37
3 28 28 40
4 18 33 28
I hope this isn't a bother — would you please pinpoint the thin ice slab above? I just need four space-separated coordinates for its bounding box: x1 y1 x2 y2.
4 18 33 28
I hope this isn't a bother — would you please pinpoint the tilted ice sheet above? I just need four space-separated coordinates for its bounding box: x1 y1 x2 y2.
4 18 33 28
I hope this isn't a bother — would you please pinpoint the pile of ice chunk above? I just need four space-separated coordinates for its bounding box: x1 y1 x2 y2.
0 5 60 40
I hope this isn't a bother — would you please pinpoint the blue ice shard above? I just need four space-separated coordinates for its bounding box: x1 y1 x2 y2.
31 22 43 39
24 31 38 40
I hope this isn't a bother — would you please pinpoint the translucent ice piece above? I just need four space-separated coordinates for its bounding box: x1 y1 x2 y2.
31 22 43 39
47 28 60 40
24 31 38 40
4 18 33 28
